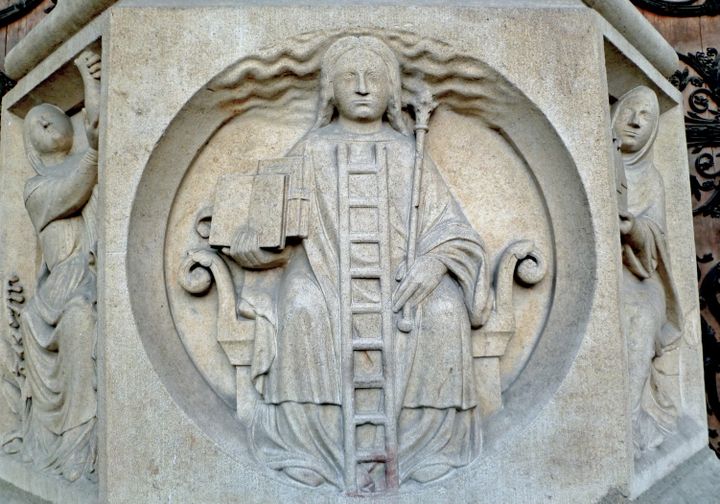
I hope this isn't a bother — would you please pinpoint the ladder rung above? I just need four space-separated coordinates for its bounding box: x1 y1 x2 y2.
354 413 387 425
350 268 382 279
351 303 382 314
349 234 379 243
356 450 388 463
347 164 378 174
348 198 379 208
352 339 383 351
354 377 384 389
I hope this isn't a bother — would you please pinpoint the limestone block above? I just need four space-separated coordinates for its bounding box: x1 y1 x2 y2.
583 0 679 77
0 1 705 503
4 0 116 80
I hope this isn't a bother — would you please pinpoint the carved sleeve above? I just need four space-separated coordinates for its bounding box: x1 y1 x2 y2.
622 217 659 279
228 244 292 270
623 167 668 279
416 156 488 311
24 149 98 233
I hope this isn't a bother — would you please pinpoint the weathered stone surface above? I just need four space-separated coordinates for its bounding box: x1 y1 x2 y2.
0 1 706 503
1 48 100 486
4 0 116 80
611 85 706 498
583 0 679 77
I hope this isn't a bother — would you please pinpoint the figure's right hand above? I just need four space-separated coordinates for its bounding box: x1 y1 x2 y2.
74 50 101 82
74 49 101 150
222 227 285 269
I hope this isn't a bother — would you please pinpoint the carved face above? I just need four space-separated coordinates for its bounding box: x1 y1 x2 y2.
332 48 391 123
613 92 658 154
26 104 73 156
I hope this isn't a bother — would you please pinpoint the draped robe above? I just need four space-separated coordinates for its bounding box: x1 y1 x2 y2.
246 124 487 487
16 149 98 481
620 133 683 456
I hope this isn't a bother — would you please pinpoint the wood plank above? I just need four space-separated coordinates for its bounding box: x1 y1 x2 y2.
0 26 7 66
699 15 720 49
24 0 52 33
4 13 23 54
639 9 703 54
2 0 51 58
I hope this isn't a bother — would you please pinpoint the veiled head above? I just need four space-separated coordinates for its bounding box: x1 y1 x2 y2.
612 86 659 155
313 36 408 134
24 103 74 157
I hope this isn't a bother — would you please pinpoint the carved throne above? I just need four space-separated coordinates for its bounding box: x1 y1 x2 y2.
179 161 547 422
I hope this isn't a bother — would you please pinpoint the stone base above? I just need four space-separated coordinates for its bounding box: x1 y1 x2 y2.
0 455 96 504
0 1 706 502
1 447 715 504
600 447 720 503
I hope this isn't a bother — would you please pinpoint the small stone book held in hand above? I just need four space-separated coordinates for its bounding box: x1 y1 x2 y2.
209 156 309 250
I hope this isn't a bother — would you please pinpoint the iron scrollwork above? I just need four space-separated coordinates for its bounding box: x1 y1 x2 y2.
632 0 720 17
0 0 45 28
0 72 16 100
698 254 720 447
671 48 720 456
670 48 720 217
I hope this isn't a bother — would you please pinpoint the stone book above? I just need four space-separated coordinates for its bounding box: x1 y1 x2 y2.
258 156 308 240
209 171 289 249
0 3 707 502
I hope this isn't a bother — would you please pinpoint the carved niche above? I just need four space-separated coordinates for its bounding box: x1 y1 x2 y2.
612 85 685 459
1 49 101 483
178 35 548 492
129 29 597 496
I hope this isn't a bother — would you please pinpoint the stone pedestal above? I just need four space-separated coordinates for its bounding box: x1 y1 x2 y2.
0 1 706 502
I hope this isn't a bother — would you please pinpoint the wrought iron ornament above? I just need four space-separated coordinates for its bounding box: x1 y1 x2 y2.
0 72 16 100
671 48 720 456
0 0 45 28
698 254 720 447
670 48 720 217
632 0 720 17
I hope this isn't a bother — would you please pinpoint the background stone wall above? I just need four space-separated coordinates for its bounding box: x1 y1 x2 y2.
0 0 717 466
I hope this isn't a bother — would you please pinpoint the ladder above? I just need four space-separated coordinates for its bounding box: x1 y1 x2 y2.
337 142 399 493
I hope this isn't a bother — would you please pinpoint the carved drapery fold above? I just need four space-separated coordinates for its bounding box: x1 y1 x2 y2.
0 48 101 483
178 34 549 494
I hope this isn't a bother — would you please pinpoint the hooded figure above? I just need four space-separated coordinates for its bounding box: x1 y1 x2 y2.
612 85 683 456
225 36 490 490
1 51 101 482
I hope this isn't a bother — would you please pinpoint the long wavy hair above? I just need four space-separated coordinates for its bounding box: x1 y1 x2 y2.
312 36 410 135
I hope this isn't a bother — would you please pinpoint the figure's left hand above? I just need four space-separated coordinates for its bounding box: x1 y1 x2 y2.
619 209 648 250
618 210 635 235
392 255 447 312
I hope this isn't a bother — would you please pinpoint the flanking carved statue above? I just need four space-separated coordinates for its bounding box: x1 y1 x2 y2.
1 49 101 482
613 85 683 458
179 35 546 493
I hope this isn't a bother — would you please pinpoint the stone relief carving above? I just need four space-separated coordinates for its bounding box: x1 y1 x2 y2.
2 275 25 432
612 85 684 457
178 35 547 493
1 49 100 482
